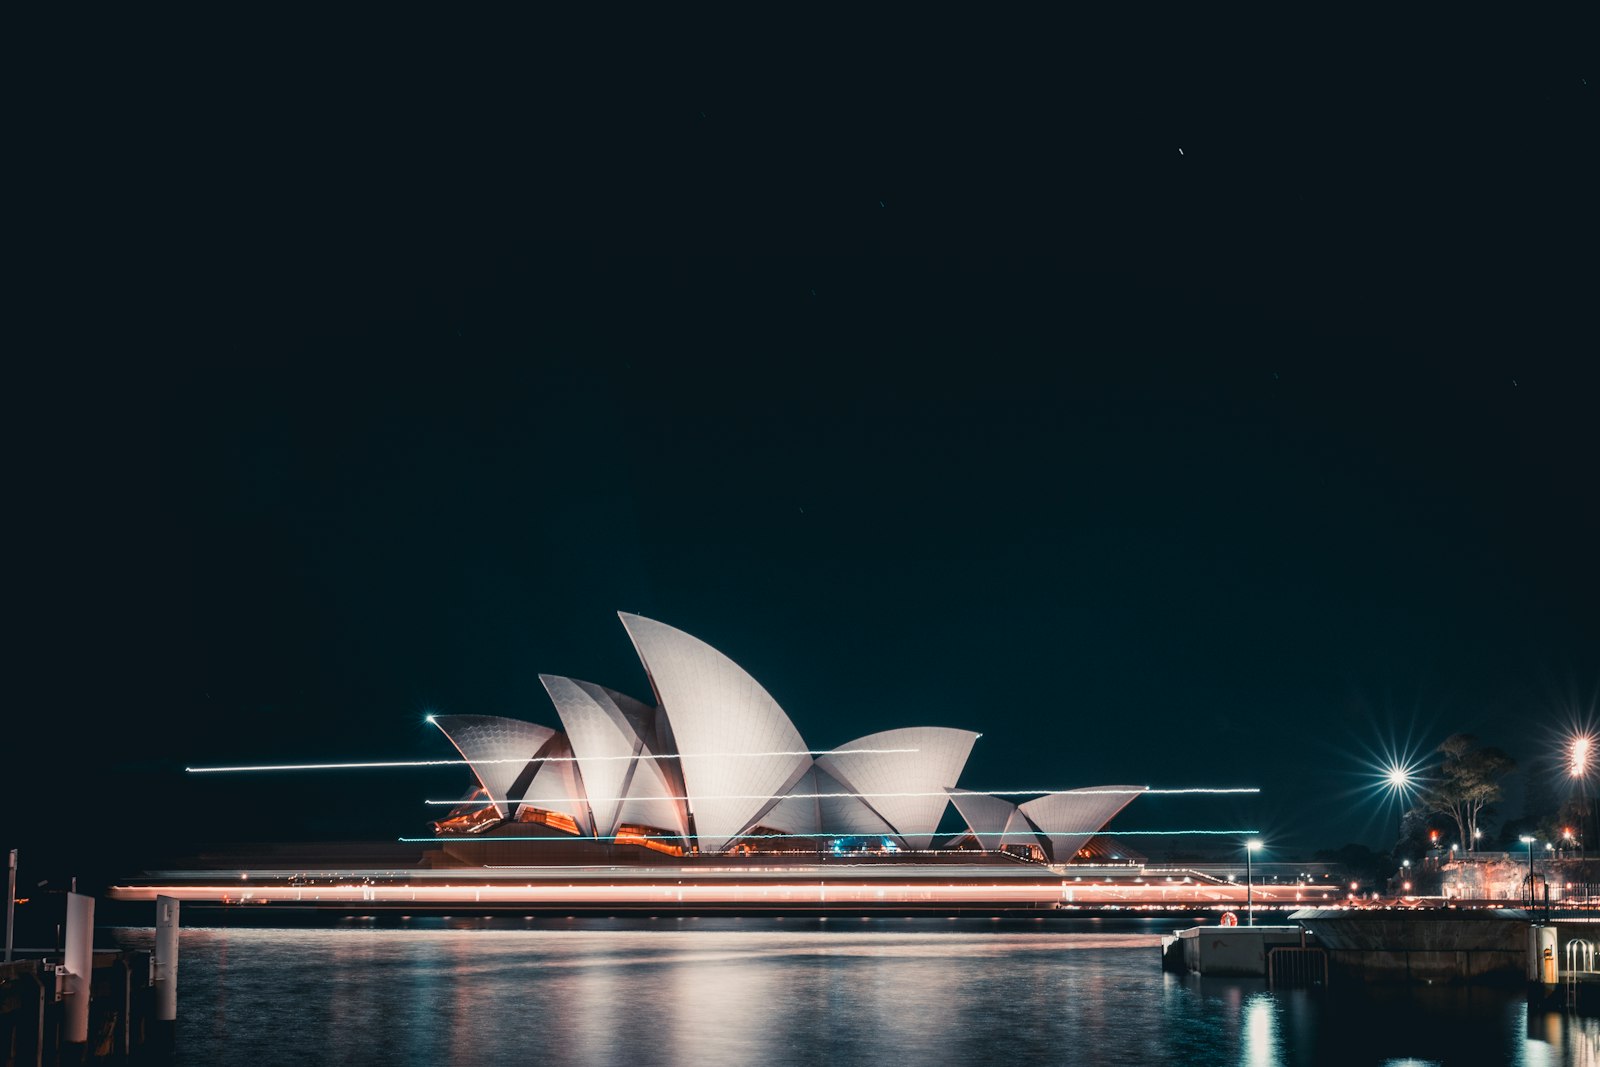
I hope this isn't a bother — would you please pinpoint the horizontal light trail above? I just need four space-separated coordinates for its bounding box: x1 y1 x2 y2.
109 880 1326 906
425 787 1259 806
403 829 1259 843
187 748 920 774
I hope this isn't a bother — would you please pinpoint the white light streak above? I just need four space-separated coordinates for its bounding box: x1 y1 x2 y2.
405 829 1258 842
425 786 1259 805
186 748 920 774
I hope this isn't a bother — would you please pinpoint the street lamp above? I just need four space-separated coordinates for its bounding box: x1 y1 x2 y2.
1521 835 1536 908
1245 840 1262 926
1473 827 1483 852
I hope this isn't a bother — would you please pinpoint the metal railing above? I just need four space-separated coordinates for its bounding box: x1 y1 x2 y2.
1267 946 1329 988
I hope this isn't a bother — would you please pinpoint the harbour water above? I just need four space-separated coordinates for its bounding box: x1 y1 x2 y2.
108 917 1600 1065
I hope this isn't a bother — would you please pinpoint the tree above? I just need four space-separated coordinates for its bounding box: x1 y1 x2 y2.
1412 734 1516 851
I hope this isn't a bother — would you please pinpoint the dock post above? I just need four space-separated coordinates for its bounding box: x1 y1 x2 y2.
1539 925 1558 988
61 890 94 1053
5 849 14 963
152 895 179 1051
24 964 45 1067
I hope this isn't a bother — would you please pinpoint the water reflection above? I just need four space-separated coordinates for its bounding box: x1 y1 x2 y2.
1241 993 1279 1067
104 919 1600 1066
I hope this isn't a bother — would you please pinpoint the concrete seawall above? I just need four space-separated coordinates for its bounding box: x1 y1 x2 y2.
1163 909 1532 984
1291 908 1529 984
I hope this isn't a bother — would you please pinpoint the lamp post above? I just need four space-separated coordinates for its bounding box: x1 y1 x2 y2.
4 849 14 964
1521 835 1536 907
1245 839 1262 926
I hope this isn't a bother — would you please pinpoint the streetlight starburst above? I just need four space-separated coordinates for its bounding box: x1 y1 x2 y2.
1376 759 1422 800
1570 734 1593 778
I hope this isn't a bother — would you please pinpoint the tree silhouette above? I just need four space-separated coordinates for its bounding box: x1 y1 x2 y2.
1413 734 1516 851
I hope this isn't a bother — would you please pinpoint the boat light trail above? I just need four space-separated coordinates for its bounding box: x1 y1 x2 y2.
186 748 920 774
423 787 1260 805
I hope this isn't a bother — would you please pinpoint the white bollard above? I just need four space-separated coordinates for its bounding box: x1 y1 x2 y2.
154 895 179 1022
62 891 94 1046
1539 925 1558 986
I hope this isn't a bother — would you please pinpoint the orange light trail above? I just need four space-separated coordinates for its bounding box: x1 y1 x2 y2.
107 880 1334 907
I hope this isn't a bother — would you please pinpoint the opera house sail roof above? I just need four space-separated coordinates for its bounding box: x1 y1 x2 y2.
426 612 1142 861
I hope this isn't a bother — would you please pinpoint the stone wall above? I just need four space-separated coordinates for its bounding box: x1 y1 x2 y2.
1440 857 1600 902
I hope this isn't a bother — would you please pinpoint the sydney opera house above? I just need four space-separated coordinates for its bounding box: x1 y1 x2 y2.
110 612 1293 911
423 612 1143 869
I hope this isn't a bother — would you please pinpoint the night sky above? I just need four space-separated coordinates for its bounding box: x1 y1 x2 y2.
8 22 1595 883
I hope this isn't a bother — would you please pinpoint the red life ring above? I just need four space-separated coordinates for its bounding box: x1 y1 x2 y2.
1220 911 1239 926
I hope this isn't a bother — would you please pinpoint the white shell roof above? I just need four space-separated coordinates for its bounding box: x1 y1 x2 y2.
1005 809 1043 852
518 732 591 831
612 748 689 839
759 767 897 840
619 613 813 853
818 727 978 850
948 788 1022 851
758 767 822 836
1018 786 1146 863
540 674 657 837
816 767 898 837
430 714 557 819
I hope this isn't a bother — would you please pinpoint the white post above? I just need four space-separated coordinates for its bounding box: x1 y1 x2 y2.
4 848 15 963
62 891 94 1047
154 895 179 1022
1246 847 1253 926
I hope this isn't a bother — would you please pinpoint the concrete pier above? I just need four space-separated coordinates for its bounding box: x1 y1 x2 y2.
1163 926 1305 977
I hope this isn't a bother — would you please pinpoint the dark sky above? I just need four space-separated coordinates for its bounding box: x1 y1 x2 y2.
8 20 1595 880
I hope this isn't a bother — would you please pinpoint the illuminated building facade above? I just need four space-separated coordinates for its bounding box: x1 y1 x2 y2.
428 612 1141 863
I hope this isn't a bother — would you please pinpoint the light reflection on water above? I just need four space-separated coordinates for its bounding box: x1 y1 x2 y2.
106 918 1600 1066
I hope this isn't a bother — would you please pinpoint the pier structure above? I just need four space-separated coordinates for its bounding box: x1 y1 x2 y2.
0 892 177 1064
